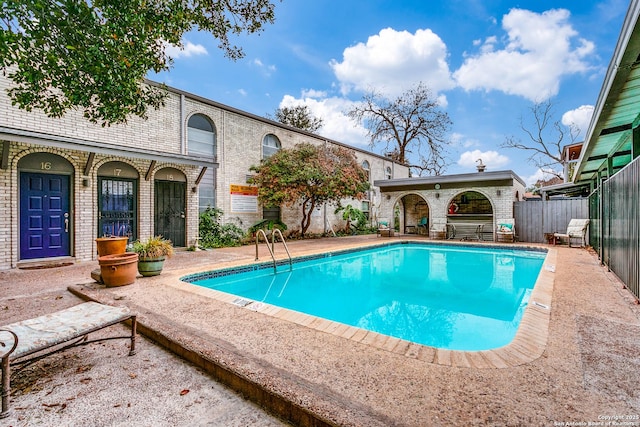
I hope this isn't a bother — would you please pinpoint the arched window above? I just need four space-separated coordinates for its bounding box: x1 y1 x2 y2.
262 134 281 158
362 160 370 181
386 166 392 180
188 114 216 157
188 114 216 211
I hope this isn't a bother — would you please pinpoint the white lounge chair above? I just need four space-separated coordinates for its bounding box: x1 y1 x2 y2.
554 219 590 247
496 219 515 243
377 219 394 237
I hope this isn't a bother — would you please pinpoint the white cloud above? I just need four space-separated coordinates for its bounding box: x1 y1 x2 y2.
330 28 454 98
524 168 561 187
279 95 369 147
458 149 509 170
301 89 327 98
238 89 247 97
562 105 594 138
453 8 595 101
253 58 277 76
164 40 208 59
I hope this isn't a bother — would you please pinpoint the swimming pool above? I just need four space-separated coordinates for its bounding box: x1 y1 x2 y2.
185 243 546 351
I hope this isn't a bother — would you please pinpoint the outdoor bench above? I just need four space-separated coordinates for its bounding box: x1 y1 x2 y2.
0 302 137 418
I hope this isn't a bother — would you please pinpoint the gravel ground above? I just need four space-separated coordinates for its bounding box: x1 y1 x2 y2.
1 236 640 426
0 250 288 427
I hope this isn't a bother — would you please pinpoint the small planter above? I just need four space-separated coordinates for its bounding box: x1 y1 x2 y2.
96 236 129 257
137 256 166 277
98 252 139 287
132 236 174 277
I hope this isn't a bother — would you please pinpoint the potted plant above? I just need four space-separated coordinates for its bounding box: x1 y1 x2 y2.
95 235 129 256
131 236 174 277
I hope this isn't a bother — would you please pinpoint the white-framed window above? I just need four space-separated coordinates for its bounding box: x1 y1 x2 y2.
188 114 216 157
188 114 216 211
362 200 370 220
362 160 370 181
262 134 281 159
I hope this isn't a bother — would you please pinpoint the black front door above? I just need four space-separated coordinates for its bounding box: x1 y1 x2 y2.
154 180 186 247
20 172 71 259
98 177 137 239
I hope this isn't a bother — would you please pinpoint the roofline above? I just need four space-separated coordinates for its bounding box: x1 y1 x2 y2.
374 170 525 188
1 126 217 168
574 0 640 182
145 79 406 166
539 181 591 194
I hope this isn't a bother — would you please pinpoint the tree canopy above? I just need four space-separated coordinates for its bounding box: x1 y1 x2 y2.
270 104 324 133
348 82 452 176
249 143 370 236
502 99 579 179
1 0 277 125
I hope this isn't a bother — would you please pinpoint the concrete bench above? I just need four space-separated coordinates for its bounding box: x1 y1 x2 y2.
0 302 137 418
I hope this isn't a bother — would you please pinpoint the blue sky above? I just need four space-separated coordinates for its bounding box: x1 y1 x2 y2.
151 0 630 186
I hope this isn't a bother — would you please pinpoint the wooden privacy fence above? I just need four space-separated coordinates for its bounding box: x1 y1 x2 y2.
513 198 589 244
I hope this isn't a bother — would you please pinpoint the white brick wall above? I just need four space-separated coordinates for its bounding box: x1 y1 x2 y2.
1 141 200 268
378 181 525 238
0 75 409 268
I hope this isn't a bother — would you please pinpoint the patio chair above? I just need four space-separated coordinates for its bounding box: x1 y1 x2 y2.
417 217 428 235
429 218 447 240
554 219 590 247
496 219 515 243
377 219 394 237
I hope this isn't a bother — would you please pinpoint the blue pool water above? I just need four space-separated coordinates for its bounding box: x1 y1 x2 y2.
186 243 546 351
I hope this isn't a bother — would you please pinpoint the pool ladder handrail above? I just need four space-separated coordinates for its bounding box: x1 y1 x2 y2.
255 229 292 272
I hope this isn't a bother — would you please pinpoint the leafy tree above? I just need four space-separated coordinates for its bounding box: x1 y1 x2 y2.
270 105 324 133
348 82 452 176
334 204 368 234
1 0 277 125
249 143 370 236
502 99 579 179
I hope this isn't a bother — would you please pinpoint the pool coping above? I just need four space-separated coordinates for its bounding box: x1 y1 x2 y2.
174 239 556 369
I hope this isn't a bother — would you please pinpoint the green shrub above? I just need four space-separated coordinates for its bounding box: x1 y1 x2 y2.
335 204 368 234
199 207 245 248
248 218 287 235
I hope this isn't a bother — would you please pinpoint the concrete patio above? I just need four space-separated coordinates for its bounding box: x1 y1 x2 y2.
1 235 639 426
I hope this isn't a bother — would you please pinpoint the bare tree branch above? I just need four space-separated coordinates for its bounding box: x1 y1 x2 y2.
348 82 452 176
501 99 578 179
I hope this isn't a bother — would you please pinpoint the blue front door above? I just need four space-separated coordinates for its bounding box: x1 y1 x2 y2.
20 172 71 260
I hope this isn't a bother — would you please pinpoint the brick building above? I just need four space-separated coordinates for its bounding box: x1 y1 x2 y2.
375 170 526 241
0 77 408 269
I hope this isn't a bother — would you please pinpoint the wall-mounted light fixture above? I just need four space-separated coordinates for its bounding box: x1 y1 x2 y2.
435 192 440 199
82 178 90 187
496 190 502 196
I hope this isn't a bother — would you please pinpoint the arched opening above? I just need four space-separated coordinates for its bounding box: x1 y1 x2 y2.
396 193 429 235
97 161 139 240
446 190 493 241
18 153 74 260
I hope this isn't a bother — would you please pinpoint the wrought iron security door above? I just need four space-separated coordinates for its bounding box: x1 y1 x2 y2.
154 180 186 247
98 178 137 240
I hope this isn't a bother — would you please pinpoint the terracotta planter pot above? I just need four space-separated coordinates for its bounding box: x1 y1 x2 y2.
98 252 139 287
137 256 166 277
96 236 129 257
